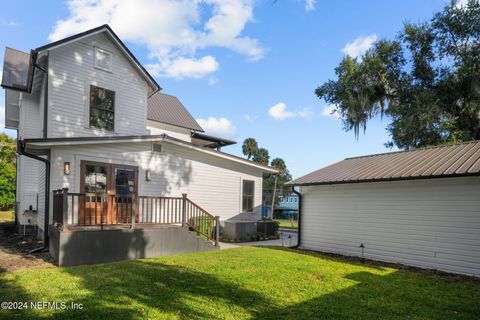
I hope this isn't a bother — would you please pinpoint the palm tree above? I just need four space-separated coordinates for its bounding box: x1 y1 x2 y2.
269 158 287 219
242 138 258 160
253 148 270 166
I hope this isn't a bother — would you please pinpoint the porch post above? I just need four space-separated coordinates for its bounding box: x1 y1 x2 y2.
62 188 69 230
130 193 135 229
215 215 220 247
182 193 187 227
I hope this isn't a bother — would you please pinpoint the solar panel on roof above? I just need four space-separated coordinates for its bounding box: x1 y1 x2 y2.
1 47 36 93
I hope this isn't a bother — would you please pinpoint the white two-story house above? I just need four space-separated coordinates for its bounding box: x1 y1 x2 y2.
2 25 276 265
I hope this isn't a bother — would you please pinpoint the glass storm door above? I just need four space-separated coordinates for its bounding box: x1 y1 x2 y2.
111 166 137 224
79 161 138 225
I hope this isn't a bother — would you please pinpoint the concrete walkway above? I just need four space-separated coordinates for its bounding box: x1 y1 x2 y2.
220 229 298 250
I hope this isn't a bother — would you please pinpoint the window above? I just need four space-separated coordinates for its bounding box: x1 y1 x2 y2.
242 180 254 212
89 85 115 131
94 47 112 71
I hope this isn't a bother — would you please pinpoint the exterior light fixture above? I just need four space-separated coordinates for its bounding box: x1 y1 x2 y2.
145 170 151 181
64 162 70 175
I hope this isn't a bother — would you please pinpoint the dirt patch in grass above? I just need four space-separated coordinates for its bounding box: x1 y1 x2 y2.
0 211 14 225
0 228 54 273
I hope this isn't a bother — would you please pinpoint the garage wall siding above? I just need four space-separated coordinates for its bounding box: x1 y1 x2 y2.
301 177 480 276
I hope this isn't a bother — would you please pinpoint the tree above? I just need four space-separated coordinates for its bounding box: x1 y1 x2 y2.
241 139 292 218
242 138 258 160
315 0 480 149
0 162 16 210
267 158 292 219
252 148 270 166
0 134 16 210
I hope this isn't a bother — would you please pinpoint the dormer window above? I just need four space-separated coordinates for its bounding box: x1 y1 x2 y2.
90 85 115 131
94 47 112 72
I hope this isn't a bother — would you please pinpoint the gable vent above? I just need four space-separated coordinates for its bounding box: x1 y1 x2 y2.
94 47 112 72
152 143 162 153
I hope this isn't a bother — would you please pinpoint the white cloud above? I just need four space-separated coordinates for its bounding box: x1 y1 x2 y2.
342 34 377 58
196 117 236 138
321 104 340 118
208 76 219 85
455 0 468 8
268 102 295 120
0 19 18 27
147 56 219 79
305 0 316 12
244 114 259 122
48 0 265 79
298 108 313 118
268 102 312 120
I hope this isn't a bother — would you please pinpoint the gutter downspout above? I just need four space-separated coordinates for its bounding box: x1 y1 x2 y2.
291 186 301 248
42 51 49 139
17 140 50 251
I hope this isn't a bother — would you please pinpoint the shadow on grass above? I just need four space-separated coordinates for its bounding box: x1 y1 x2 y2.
0 246 479 319
43 260 269 319
252 269 480 319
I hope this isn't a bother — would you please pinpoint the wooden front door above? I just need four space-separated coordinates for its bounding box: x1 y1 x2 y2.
80 161 138 225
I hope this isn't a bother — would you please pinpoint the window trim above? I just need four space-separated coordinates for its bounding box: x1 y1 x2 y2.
94 46 113 72
89 84 115 132
242 179 255 213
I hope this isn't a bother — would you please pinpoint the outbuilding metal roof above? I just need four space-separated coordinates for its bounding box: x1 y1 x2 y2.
147 92 204 132
287 140 480 186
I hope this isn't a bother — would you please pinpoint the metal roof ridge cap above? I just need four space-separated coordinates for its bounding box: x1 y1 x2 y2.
345 140 480 160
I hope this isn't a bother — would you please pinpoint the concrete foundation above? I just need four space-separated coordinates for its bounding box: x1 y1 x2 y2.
223 220 277 241
49 225 218 266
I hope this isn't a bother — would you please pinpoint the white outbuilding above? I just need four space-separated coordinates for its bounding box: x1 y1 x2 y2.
288 141 480 276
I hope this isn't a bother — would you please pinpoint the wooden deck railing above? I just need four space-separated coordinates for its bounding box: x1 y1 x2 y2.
52 189 219 246
184 198 220 246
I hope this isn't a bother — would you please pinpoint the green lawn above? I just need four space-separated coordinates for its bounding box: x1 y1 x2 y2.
0 210 14 225
277 219 298 229
0 247 479 319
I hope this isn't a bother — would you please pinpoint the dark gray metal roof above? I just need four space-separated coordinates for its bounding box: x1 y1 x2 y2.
191 132 236 148
147 92 204 132
288 140 480 186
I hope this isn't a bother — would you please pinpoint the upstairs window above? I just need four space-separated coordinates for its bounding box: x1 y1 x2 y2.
90 85 115 131
94 47 112 72
242 180 255 212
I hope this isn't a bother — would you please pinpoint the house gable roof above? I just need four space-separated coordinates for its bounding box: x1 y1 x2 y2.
35 24 160 93
288 140 480 186
147 92 204 132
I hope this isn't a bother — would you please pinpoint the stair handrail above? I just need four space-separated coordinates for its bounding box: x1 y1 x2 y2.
182 194 220 247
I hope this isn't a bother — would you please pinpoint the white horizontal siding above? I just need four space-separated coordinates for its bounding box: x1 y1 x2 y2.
147 120 192 142
47 32 148 138
48 142 262 224
18 87 43 139
16 156 39 225
301 177 480 276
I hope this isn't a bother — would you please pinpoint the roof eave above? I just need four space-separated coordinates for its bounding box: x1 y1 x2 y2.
287 172 480 187
23 134 277 173
147 118 205 133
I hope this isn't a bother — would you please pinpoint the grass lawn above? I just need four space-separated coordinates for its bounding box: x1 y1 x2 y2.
277 219 298 229
0 211 14 225
0 247 479 319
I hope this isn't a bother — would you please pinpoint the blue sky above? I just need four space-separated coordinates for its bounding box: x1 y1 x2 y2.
0 0 450 178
